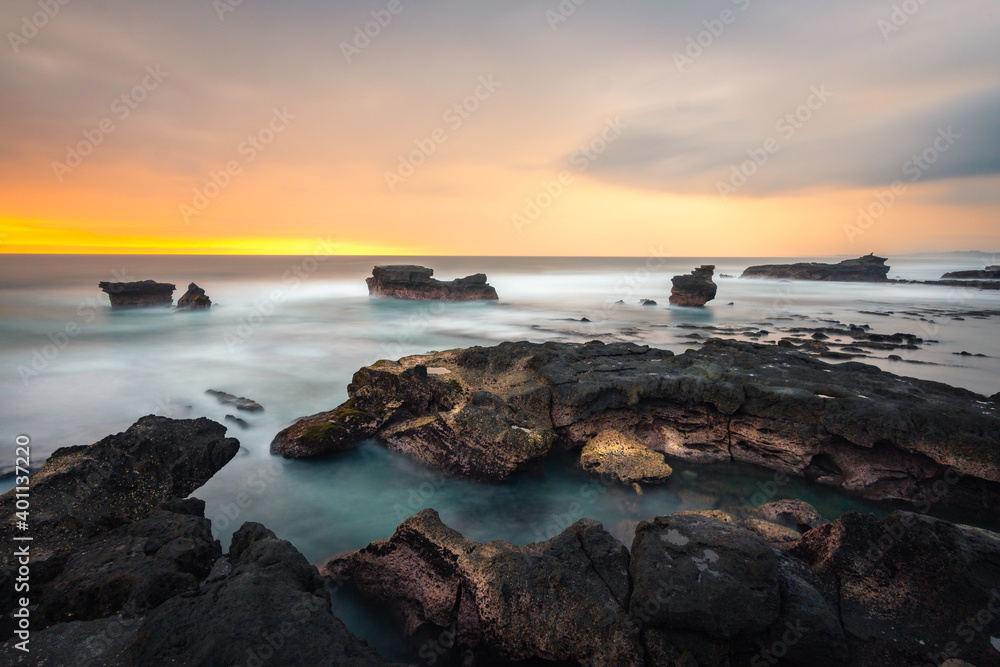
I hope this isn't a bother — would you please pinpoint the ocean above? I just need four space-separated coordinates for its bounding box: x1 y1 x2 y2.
1 253 998 658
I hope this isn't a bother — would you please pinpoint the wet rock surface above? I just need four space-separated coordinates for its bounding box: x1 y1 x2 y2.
366 265 499 301
271 338 1000 514
99 280 176 307
741 254 890 282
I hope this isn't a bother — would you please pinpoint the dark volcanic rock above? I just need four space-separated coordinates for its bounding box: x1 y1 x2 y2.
669 265 718 307
207 389 264 412
0 416 239 563
630 514 781 639
176 282 212 310
942 266 1000 279
271 338 1000 514
366 265 499 301
99 280 176 307
0 418 394 665
124 523 396 666
0 417 239 641
791 511 1000 666
323 509 642 665
741 254 890 282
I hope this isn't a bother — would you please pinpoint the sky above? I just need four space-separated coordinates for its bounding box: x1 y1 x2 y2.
1 0 998 256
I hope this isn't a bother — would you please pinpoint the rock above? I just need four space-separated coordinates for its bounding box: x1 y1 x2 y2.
791 511 1000 666
176 282 212 310
748 499 829 534
888 354 902 361
0 417 239 640
271 339 1000 514
741 254 890 282
629 513 781 638
0 417 239 564
99 280 176 307
323 509 641 665
669 265 718 307
366 265 499 301
0 418 395 665
225 414 250 429
641 299 657 306
122 523 396 666
941 266 1000 279
579 430 673 485
206 389 264 412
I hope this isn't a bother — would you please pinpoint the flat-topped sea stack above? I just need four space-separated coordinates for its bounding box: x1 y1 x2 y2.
942 265 1000 279
741 253 890 282
669 265 718 307
366 265 499 301
176 282 212 310
99 280 176 308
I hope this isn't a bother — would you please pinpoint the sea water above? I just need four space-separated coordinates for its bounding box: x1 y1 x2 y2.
1 254 998 657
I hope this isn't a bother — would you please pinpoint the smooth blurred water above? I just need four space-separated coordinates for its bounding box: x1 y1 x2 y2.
1 254 998 636
2 253 998 658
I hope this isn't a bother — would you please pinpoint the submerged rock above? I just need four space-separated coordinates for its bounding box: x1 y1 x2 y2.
741 254 890 282
271 339 1000 513
176 282 212 310
99 280 176 307
366 265 499 301
579 429 673 485
669 265 718 307
206 389 264 412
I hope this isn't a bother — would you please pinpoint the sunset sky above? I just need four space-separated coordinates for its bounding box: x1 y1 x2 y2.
1 0 998 256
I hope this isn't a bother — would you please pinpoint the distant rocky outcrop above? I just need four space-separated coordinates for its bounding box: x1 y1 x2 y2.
270 339 1000 514
99 280 176 307
941 265 1000 279
0 417 396 666
741 254 890 282
670 265 718 307
176 282 212 310
366 265 499 301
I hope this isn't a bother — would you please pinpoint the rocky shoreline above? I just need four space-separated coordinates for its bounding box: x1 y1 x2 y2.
271 338 1000 515
6 415 1000 665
